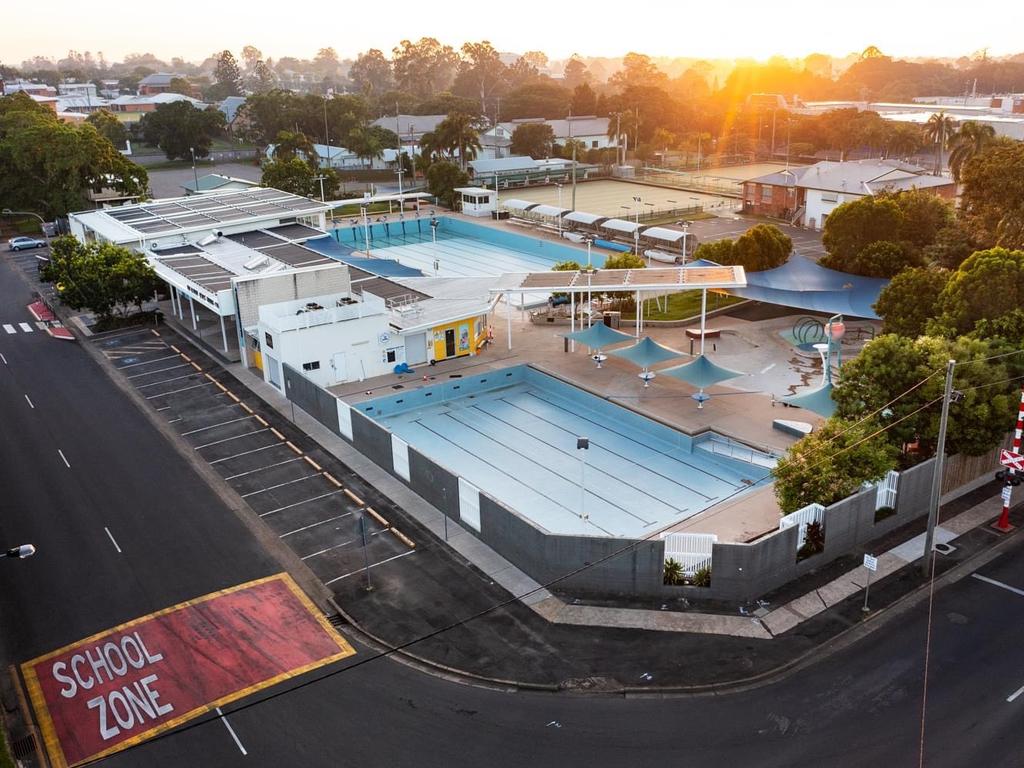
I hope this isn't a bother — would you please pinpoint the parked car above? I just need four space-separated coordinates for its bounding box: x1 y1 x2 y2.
8 237 46 251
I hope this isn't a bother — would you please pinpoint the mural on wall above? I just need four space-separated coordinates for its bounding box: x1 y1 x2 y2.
458 323 470 353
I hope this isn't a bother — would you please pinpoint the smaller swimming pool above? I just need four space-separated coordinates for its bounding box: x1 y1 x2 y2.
359 366 774 538
329 216 606 277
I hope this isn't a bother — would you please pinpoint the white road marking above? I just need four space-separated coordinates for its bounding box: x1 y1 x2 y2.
167 417 182 424
325 550 416 584
145 382 214 400
118 354 179 369
279 511 353 539
24 394 34 409
972 573 1024 598
224 457 303 481
260 490 344 517
126 363 189 379
760 363 776 374
240 473 321 498
104 527 122 553
18 323 32 332
215 707 248 756
1008 683 1024 703
35 322 47 330
181 416 253 436
135 373 200 389
3 324 15 334
209 443 280 465
194 428 269 450
301 539 354 560
58 449 71 468
0 353 7 364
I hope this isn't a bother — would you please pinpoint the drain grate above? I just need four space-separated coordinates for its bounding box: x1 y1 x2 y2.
12 733 37 760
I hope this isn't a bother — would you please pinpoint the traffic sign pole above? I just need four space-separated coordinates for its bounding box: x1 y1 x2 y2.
862 554 878 613
993 386 1024 533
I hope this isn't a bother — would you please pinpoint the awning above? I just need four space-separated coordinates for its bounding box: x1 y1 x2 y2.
783 382 837 417
640 226 686 243
563 322 634 349
600 218 642 235
529 204 571 218
661 354 743 389
564 211 606 226
500 199 539 212
608 336 682 369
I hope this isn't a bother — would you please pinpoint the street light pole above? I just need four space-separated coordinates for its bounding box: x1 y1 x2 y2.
922 359 957 577
189 147 199 192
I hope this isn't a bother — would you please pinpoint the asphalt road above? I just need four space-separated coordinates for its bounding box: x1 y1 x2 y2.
2 246 1022 767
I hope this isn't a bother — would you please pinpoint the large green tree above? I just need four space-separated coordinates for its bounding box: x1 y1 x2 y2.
772 418 898 512
85 109 127 149
261 158 339 199
139 101 225 160
932 247 1024 335
821 195 904 264
208 50 242 101
391 38 459 99
886 189 953 250
349 49 393 96
838 240 923 279
0 94 148 218
874 267 950 337
435 112 482 169
425 160 469 208
948 121 996 183
959 140 1024 249
692 225 790 272
510 123 555 158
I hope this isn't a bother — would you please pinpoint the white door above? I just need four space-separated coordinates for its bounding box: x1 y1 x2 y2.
332 352 348 382
265 355 281 388
405 333 427 365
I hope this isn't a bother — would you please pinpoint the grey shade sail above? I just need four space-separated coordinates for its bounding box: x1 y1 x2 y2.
782 382 837 417
562 322 635 349
607 336 682 369
661 354 743 388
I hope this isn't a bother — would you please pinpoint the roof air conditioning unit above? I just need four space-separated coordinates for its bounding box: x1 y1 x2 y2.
243 255 269 271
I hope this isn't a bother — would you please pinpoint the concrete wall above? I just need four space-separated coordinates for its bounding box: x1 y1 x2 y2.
235 264 352 330
282 363 340 436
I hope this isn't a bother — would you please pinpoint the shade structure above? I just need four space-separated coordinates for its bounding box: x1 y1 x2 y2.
530 204 571 218
608 336 682 372
501 199 539 212
563 322 634 349
661 354 744 408
783 382 837 418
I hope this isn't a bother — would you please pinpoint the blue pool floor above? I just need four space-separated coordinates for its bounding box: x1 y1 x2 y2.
379 381 764 538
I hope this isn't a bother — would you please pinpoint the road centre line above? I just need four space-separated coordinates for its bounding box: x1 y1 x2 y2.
223 457 304 481
209 443 280 464
24 394 34 409
301 539 355 560
240 473 322 498
57 449 70 468
214 707 248 756
279 511 353 538
126 363 189 379
259 490 344 517
194 428 270 450
104 527 122 553
1008 683 1024 703
117 354 179 369
972 573 1024 598
325 550 416 585
145 382 215 400
180 416 253 436
135 373 200 389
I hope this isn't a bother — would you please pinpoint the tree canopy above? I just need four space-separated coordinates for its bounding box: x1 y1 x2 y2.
932 247 1024 335
692 224 791 272
261 158 339 199
959 140 1024 250
139 101 225 160
874 267 950 337
821 196 904 264
510 123 554 158
85 109 127 149
426 161 469 208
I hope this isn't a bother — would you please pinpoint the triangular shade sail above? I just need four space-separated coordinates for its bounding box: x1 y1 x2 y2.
661 355 744 389
562 323 635 349
782 382 837 418
607 336 682 369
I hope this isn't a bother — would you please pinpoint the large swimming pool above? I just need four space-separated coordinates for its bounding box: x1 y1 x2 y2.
358 365 773 538
329 216 605 277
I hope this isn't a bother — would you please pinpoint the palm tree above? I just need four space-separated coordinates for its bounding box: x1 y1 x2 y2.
948 121 996 182
417 130 444 165
884 123 923 159
436 112 482 170
923 112 956 176
663 558 683 586
346 126 383 169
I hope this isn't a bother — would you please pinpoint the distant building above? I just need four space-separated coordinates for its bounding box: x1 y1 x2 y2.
3 80 57 97
742 159 956 229
181 173 259 195
137 73 184 95
107 92 207 122
498 116 616 151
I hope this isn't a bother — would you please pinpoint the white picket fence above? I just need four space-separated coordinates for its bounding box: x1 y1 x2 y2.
779 503 825 550
875 469 900 510
662 532 717 574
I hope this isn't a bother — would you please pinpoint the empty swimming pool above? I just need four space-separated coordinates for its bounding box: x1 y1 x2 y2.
329 216 605 277
358 366 773 538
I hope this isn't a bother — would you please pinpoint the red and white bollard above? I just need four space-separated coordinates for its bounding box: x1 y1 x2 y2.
993 386 1024 533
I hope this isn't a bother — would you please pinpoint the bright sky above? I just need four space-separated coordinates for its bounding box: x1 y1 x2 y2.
6 0 1022 66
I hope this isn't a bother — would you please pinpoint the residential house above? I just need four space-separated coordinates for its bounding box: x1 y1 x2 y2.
107 92 207 122
137 73 184 95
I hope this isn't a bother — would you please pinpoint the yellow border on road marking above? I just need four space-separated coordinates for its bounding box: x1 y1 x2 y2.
169 345 180 353
286 441 302 454
365 506 389 528
190 361 202 372
254 415 269 427
239 403 253 414
343 489 364 506
21 573 355 768
270 427 286 441
150 329 161 337
323 473 342 487
303 456 322 471
390 527 416 549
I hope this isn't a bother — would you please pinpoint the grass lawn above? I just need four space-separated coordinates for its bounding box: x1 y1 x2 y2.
620 290 745 321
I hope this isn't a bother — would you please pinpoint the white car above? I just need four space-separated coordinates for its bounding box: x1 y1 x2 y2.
8 237 46 251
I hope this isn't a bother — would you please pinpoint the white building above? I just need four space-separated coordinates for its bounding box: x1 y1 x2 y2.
57 82 98 99
454 187 497 217
498 116 616 151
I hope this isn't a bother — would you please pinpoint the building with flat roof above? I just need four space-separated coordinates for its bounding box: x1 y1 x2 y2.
742 159 955 229
182 173 260 195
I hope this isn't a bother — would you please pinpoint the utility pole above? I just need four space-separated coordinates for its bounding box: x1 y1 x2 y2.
569 107 577 211
395 105 404 199
922 359 956 577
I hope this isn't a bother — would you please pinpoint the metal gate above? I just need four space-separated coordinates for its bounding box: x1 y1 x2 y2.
661 532 717 574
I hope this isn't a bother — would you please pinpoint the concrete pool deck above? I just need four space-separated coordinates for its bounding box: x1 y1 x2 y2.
334 300 833 543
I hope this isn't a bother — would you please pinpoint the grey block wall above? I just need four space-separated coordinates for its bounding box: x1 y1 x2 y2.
283 364 340 435
408 449 461 521
349 410 394 474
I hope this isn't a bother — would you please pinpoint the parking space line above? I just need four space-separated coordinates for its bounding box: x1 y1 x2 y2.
24 394 34 409
214 707 248 756
210 444 281 464
136 373 200 389
259 491 344 517
180 416 253 436
104 527 122 554
324 550 416 585
972 573 1024 597
126 363 189 379
240 473 322 498
279 512 353 539
145 382 214 400
118 354 179 369
193 428 270 450
223 457 304 481
300 539 355 560
57 449 70 468
0 353 7 365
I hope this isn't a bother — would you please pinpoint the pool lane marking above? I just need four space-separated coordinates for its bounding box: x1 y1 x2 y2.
104 527 122 554
215 707 248 755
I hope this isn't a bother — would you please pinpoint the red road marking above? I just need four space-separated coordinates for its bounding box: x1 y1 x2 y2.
46 326 75 341
22 573 354 767
28 301 56 323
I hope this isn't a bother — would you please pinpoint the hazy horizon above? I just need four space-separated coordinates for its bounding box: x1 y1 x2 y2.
5 0 1023 67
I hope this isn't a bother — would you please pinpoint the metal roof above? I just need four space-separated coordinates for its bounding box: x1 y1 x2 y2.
500 199 539 212
600 218 642 235
640 226 686 243
563 211 606 225
529 204 571 218
494 266 747 294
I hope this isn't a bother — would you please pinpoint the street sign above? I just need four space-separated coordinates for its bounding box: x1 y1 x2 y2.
863 554 878 572
1003 486 1013 505
999 449 1024 471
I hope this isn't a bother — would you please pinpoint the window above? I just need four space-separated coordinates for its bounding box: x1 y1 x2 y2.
302 361 320 371
591 140 598 148
821 192 838 203
386 349 397 363
264 332 274 349
761 185 773 202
